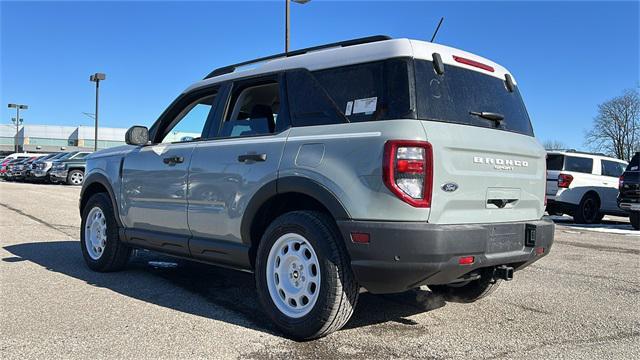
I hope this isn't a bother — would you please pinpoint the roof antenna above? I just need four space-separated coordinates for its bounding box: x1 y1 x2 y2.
430 17 444 43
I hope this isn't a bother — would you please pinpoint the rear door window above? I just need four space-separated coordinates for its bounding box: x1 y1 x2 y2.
601 160 626 177
286 59 412 127
564 156 593 174
546 154 564 170
414 60 534 136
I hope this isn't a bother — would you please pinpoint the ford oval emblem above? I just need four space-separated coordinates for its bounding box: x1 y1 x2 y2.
441 182 459 192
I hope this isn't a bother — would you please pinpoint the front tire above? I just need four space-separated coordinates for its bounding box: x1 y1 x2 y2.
67 169 84 186
255 211 359 340
80 193 131 272
631 212 640 230
429 269 501 303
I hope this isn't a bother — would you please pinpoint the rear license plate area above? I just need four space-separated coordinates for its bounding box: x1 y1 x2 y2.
487 224 523 253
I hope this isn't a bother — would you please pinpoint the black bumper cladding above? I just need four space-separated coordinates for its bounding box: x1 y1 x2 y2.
337 218 554 294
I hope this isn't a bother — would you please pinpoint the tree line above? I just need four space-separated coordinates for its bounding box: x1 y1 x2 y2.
544 88 639 161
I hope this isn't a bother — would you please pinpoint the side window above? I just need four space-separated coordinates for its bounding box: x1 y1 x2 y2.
218 81 281 138
160 94 217 143
564 156 593 174
601 160 626 177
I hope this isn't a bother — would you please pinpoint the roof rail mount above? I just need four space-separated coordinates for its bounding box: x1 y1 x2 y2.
204 35 392 79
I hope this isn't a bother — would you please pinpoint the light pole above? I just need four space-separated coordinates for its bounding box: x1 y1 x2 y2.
8 103 28 153
89 73 106 151
285 0 311 53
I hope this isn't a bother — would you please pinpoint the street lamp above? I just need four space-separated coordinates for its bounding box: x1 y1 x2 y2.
89 73 106 151
285 0 311 53
8 103 28 153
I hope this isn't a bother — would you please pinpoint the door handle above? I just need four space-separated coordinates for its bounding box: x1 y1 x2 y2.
238 153 267 163
163 156 184 165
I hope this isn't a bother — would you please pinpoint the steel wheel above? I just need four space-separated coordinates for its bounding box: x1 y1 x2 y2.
84 207 107 260
266 232 321 318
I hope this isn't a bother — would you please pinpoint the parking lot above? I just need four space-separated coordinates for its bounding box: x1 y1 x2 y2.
1 181 638 359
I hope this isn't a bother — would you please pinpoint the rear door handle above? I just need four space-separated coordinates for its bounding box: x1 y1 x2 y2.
163 156 184 165
238 153 267 163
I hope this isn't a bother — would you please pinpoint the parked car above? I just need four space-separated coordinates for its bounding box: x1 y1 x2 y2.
24 153 55 180
79 36 554 339
6 157 37 181
618 152 639 230
0 154 32 178
32 152 76 182
546 150 628 223
49 152 91 185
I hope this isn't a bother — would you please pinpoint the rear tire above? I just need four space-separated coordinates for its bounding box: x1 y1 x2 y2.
573 193 603 224
630 212 640 230
80 193 131 272
255 211 359 340
67 169 84 186
428 269 501 303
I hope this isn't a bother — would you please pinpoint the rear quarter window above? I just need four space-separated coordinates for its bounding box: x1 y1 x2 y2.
601 160 626 177
564 156 593 174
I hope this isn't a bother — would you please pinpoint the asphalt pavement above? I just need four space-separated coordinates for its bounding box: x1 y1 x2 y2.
1 181 638 359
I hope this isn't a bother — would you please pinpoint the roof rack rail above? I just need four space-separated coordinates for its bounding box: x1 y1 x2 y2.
554 149 609 157
203 35 392 80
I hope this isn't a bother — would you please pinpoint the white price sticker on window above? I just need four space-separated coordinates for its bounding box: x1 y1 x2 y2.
352 97 377 115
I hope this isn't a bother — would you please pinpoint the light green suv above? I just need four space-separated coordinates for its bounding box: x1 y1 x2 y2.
79 35 554 340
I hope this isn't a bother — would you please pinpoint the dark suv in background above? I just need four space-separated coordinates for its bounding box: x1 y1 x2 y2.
49 151 91 185
618 152 639 230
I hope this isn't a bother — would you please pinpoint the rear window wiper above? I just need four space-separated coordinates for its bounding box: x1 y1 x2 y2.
469 111 504 122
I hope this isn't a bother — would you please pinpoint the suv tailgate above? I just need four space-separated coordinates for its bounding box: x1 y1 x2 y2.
422 121 546 224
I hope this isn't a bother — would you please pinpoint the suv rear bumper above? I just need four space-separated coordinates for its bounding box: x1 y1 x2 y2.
337 218 554 294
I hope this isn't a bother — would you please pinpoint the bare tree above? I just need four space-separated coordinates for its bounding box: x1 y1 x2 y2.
585 89 640 161
543 140 566 151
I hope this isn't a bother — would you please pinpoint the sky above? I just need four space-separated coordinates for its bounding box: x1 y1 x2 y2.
1 0 638 150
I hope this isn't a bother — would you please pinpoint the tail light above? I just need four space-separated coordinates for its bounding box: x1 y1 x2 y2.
619 175 624 190
558 173 573 188
383 140 433 207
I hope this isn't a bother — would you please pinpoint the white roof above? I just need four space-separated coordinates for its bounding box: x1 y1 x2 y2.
547 150 628 164
186 38 514 92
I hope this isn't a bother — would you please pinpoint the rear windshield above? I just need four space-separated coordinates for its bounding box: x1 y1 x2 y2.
414 60 534 136
547 154 564 170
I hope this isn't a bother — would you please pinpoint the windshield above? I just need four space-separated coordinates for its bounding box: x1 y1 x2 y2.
547 154 564 171
414 60 534 136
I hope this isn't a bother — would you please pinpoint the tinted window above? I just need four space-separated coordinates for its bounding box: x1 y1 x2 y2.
565 156 593 174
627 152 639 171
415 60 534 136
219 82 280 138
547 154 564 171
287 59 412 127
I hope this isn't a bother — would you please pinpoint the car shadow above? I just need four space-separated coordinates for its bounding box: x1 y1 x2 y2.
3 241 445 337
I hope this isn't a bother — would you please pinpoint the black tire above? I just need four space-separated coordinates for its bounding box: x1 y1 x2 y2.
428 269 501 303
80 192 131 272
630 212 640 230
573 193 603 224
255 211 359 340
67 169 84 186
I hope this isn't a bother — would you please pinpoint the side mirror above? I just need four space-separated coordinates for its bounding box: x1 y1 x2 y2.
125 126 149 146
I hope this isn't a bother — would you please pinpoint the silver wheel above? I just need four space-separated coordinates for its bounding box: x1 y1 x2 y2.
84 207 107 260
69 171 83 185
266 233 321 318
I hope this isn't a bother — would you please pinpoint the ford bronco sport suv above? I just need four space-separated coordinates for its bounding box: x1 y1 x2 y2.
79 36 554 339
